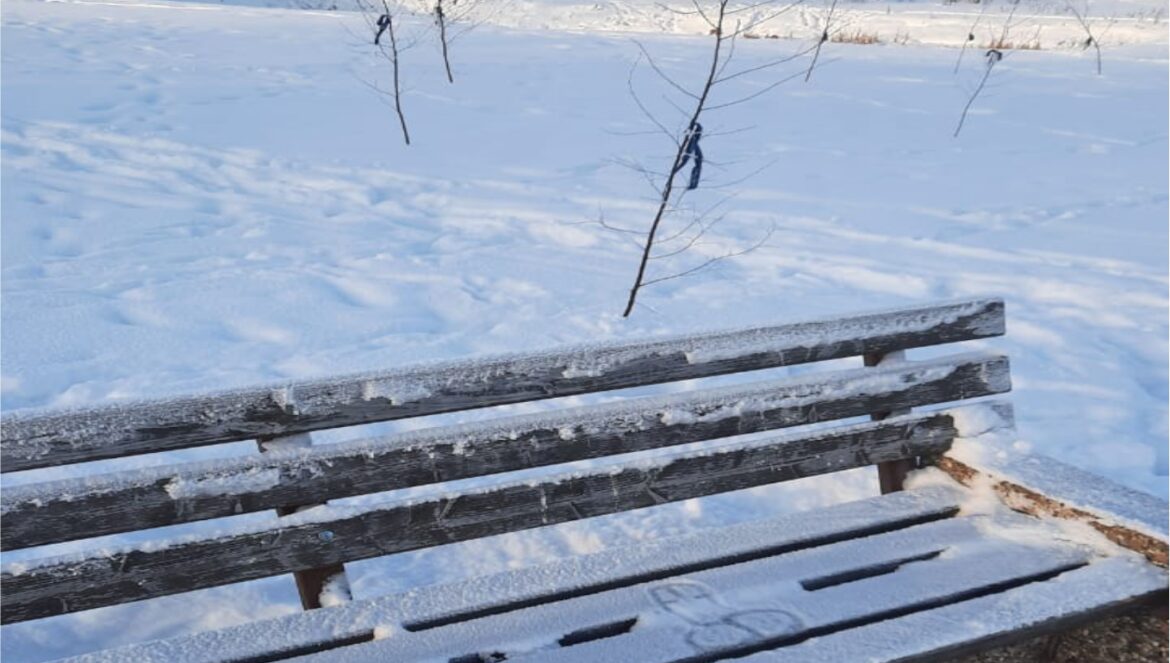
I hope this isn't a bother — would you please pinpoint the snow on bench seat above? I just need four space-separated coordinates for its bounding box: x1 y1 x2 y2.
274 491 1128 663
59 485 970 663
742 556 1167 663
59 479 1167 663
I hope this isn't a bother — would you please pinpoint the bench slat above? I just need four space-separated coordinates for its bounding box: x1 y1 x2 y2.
0 299 1004 472
1 413 960 623
278 526 1092 662
1 353 1008 550
290 515 1005 661
53 486 969 663
742 556 1167 663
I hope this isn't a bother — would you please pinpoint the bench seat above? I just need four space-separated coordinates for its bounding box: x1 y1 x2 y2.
60 479 1165 663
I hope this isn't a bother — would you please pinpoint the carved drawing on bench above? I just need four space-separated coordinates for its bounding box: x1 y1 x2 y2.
648 580 803 652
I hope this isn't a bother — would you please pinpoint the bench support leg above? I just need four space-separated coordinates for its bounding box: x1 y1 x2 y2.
864 352 914 494
259 433 353 610
877 458 916 494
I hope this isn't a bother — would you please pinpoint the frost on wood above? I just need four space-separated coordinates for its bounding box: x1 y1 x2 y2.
163 468 281 500
46 479 1166 663
0 298 1003 471
753 556 1166 663
0 410 959 621
55 486 969 663
147 511 1095 662
0 352 1007 550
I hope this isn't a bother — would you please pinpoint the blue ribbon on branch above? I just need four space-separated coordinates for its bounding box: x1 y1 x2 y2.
673 122 703 191
375 14 391 45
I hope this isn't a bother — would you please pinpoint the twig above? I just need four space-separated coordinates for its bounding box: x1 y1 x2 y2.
715 40 817 84
635 42 700 100
623 0 731 318
641 224 775 287
955 2 988 73
804 0 838 83
627 57 682 144
954 48 1001 137
1065 0 1102 74
380 1 411 145
436 0 455 83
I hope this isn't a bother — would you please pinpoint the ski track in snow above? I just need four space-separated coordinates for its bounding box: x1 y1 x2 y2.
1 0 1166 658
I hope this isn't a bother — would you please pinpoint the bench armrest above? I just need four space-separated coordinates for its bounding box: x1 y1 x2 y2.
934 402 1168 568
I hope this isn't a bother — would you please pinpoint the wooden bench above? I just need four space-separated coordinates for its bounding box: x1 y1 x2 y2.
2 298 1166 662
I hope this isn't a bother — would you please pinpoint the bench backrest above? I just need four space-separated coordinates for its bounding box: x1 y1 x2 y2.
0 298 1008 624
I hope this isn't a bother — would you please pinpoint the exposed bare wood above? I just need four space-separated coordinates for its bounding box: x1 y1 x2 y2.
937 456 1168 568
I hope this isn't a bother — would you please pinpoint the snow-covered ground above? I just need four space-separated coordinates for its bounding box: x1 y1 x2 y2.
1 0 1166 658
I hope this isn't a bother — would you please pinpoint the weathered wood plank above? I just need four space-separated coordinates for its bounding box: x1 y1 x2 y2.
0 299 1004 471
523 555 1148 663
51 486 968 663
0 414 958 623
743 557 1167 663
2 355 1009 550
265 531 1093 662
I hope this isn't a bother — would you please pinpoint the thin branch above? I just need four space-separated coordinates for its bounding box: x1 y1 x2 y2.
996 0 1021 46
591 213 649 250
690 0 720 29
804 0 838 83
597 215 645 236
1065 0 1102 74
604 127 676 137
642 224 775 287
650 215 724 259
435 0 455 83
954 48 1001 137
727 0 804 20
609 155 672 196
725 0 804 36
656 193 736 243
715 24 740 80
635 41 701 100
379 0 411 145
623 0 731 318
707 65 810 110
702 124 758 139
688 155 778 189
628 56 682 145
662 92 694 121
725 0 781 14
955 2 988 74
715 40 817 84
